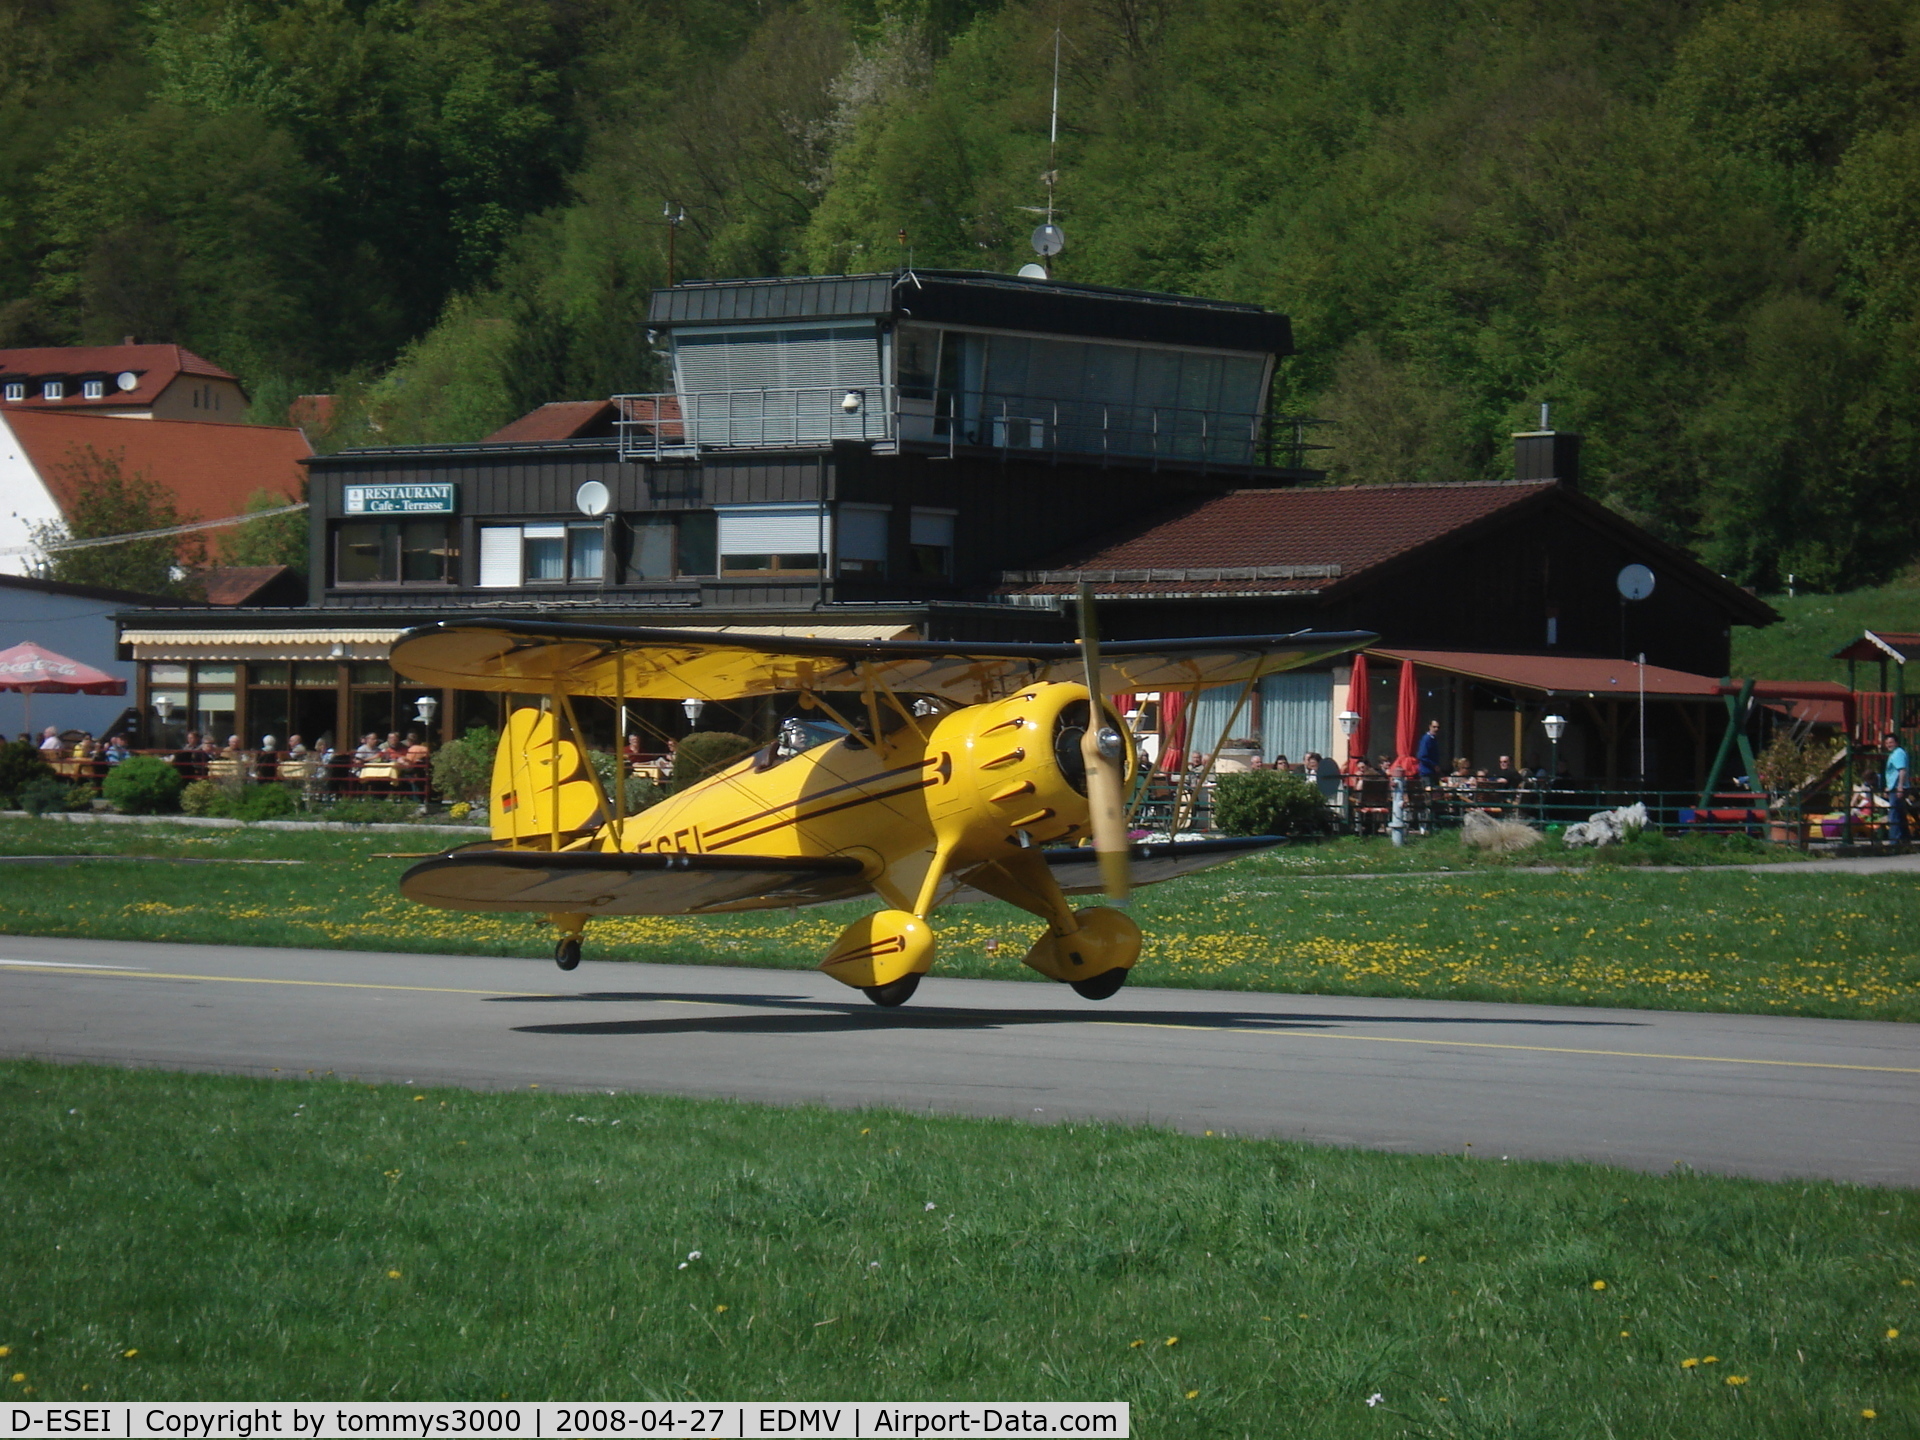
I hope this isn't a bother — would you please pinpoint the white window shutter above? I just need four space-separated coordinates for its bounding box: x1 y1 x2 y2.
718 505 823 554
478 526 522 588
909 510 954 548
837 505 889 563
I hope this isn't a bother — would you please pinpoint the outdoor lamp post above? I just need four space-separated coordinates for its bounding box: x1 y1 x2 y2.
1338 709 1361 737
1543 713 1568 823
413 694 439 728
682 697 706 727
153 692 174 747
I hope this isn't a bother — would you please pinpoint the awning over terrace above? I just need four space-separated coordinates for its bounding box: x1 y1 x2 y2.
1365 648 1722 699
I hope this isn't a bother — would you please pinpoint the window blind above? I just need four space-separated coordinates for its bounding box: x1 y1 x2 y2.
838 505 889 563
717 505 824 554
909 510 955 548
478 526 521 588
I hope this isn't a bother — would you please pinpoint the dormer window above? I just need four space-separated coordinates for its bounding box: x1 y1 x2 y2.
2 383 22 402
82 379 104 399
41 381 63 401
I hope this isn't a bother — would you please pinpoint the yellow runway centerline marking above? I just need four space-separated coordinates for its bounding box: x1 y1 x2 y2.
1093 1021 1920 1075
5 960 1915 1075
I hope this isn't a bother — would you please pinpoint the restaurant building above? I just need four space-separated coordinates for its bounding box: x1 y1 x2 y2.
114 267 1777 784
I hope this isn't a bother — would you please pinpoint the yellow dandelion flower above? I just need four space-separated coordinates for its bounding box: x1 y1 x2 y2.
387 1269 402 1279
1726 1376 1748 1386
860 1128 871 1136
715 1305 728 1313
1887 1329 1900 1340
1591 1280 1608 1291
412 1095 424 1102
1864 1409 1877 1418
1165 1336 1179 1347
1620 1331 1631 1338
1703 1356 1719 1364
9 1375 23 1384
122 1349 137 1358
1128 1340 1144 1349
1681 1359 1700 1369
1901 1280 1914 1287
1184 1391 1198 1400
1417 1256 1427 1264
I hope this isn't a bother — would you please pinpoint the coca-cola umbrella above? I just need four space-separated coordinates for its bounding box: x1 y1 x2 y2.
0 641 127 739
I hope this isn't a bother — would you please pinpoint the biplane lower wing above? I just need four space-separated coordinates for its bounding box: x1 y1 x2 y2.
942 836 1285 905
399 848 870 916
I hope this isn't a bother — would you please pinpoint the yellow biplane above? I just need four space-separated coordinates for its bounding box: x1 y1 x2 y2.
391 600 1371 1006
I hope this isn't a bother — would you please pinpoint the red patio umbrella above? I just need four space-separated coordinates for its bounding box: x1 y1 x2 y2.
0 641 127 738
1157 690 1189 776
1344 653 1370 772
1394 659 1420 768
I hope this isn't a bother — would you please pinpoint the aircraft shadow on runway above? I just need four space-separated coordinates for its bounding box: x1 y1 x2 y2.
488 990 1648 1040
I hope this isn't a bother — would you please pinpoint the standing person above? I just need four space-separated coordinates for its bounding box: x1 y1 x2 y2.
1416 719 1442 779
1885 732 1910 845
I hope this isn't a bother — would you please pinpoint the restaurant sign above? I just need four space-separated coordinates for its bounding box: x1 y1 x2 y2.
344 483 457 515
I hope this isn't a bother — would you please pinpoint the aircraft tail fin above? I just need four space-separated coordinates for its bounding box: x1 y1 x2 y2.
491 706 601 845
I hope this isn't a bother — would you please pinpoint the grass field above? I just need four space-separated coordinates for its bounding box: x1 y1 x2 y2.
0 1060 1913 1434
1 819 1911 1022
1731 583 1920 683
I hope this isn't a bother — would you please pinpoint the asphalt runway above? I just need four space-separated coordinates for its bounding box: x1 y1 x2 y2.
2 932 1915 1188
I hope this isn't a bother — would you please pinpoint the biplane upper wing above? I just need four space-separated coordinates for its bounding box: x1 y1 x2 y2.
399 848 871 916
390 618 1376 704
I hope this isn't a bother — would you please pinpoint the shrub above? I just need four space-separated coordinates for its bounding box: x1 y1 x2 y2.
431 725 498 804
0 739 54 807
19 775 73 816
102 755 184 814
1212 770 1335 836
180 779 231 817
589 751 671 814
669 731 758 794
233 783 298 821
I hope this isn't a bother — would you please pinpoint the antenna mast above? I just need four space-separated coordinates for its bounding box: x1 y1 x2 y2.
1023 27 1066 277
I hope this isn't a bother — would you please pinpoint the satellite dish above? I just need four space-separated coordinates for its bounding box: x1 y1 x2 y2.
115 371 138 392
1030 223 1065 257
1616 564 1655 601
574 480 611 517
1016 263 1049 279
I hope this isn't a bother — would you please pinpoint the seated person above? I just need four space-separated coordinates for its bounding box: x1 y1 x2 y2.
286 734 308 759
402 732 431 767
221 734 244 758
38 726 61 753
1441 757 1475 792
380 731 405 761
353 733 382 770
103 736 130 765
255 736 280 781
1493 754 1524 788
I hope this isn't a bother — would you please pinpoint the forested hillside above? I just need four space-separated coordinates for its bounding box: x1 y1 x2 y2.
9 0 1920 592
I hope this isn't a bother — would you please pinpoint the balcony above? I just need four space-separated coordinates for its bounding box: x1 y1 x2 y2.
614 386 1327 472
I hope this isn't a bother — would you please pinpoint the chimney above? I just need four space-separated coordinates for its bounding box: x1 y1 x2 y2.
1513 402 1580 490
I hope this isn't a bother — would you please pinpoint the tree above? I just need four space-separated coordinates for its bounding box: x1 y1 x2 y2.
29 445 201 596
217 486 309 575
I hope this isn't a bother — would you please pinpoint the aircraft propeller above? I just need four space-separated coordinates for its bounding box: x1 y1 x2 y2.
1076 582 1132 903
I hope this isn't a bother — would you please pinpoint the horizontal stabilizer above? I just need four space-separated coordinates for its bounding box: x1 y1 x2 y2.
400 848 869 916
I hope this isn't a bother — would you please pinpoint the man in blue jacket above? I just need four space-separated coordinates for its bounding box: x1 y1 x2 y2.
1416 719 1443 780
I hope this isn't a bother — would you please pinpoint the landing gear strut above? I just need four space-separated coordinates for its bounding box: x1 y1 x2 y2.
554 936 583 971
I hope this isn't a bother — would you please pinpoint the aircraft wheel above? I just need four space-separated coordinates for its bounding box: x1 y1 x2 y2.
863 973 921 1008
554 937 583 971
1069 968 1129 1001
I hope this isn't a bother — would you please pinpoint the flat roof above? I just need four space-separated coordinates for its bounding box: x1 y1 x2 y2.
649 269 1292 355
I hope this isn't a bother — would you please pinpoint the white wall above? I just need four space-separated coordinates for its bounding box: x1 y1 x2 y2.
0 582 138 740
0 412 65 579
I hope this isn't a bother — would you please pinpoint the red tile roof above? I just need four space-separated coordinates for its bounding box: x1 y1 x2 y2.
0 343 241 411
485 400 617 443
188 565 300 606
3 410 308 524
999 482 1555 596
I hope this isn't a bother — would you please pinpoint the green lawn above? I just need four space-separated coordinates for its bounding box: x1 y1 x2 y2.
0 819 1911 1021
1732 583 1920 684
0 1060 1912 1434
